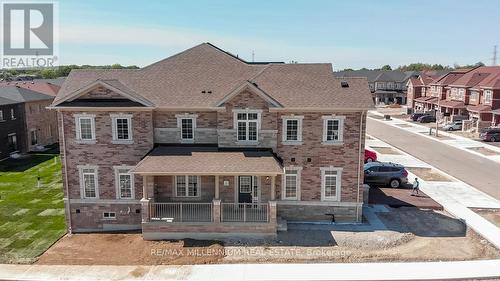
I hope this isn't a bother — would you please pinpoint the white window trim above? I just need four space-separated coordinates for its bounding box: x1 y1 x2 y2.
176 113 198 143
281 115 304 145
320 166 342 201
78 164 99 199
74 114 96 144
174 175 201 198
10 108 15 120
30 129 38 146
484 90 493 104
282 166 302 200
233 109 262 143
0 110 4 122
110 113 133 144
113 165 135 199
322 115 345 145
102 212 116 220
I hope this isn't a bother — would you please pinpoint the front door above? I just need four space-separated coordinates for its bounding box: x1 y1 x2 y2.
238 176 253 203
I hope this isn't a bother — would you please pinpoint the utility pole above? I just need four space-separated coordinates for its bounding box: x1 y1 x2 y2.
493 45 498 66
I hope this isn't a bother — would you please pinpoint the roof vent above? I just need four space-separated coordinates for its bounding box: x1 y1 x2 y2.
341 81 349 88
207 90 212 94
252 82 258 88
201 90 206 94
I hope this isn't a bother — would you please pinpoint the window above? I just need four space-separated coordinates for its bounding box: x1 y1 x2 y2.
282 116 303 144
10 108 15 120
75 114 95 142
111 114 133 143
321 167 342 201
114 167 134 199
30 130 37 145
322 116 345 144
176 114 197 142
0 110 3 121
282 167 302 200
7 133 17 151
484 90 493 104
79 165 98 199
103 212 116 220
175 175 200 197
234 110 261 142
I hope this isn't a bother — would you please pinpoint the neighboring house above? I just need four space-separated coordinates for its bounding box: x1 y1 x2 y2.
50 43 374 239
0 86 59 159
334 70 426 105
407 66 500 129
407 72 445 112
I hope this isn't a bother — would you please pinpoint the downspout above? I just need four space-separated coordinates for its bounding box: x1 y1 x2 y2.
60 111 72 234
356 110 365 222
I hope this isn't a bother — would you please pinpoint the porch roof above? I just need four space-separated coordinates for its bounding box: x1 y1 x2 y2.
467 104 492 113
438 100 466 109
131 146 284 175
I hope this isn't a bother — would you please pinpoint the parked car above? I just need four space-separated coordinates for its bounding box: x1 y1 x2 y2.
410 112 428 121
417 115 436 123
480 127 500 142
443 120 462 131
364 149 378 163
364 161 408 188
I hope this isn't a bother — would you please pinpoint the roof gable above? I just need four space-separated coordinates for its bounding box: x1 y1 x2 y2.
215 81 283 108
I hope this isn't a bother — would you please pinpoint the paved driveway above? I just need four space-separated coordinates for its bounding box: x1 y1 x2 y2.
367 118 500 200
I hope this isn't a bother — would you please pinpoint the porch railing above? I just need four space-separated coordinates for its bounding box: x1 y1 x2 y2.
150 202 213 222
221 203 269 222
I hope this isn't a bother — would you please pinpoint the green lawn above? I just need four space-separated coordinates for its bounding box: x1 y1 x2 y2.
0 152 66 263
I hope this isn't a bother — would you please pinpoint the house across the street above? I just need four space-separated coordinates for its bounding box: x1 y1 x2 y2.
50 43 374 239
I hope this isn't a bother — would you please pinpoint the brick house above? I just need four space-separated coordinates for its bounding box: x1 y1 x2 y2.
0 85 59 160
407 67 500 128
50 43 373 239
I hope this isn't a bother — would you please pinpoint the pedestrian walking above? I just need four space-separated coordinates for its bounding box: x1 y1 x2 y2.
411 178 419 196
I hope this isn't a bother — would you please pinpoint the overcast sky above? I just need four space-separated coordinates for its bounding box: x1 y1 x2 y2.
58 0 500 70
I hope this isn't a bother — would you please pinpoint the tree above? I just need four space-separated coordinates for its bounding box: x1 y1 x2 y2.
381 65 392 71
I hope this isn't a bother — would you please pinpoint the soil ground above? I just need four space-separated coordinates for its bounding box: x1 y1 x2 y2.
371 146 401 155
474 209 500 228
36 207 499 265
407 167 451 182
467 147 500 156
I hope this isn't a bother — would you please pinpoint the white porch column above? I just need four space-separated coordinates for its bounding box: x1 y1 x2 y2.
271 175 276 201
142 175 148 199
215 175 220 200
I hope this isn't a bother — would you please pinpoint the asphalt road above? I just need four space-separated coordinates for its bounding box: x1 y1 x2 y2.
366 118 500 200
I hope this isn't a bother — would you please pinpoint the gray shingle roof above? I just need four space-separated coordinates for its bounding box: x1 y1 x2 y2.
54 43 374 110
0 86 53 105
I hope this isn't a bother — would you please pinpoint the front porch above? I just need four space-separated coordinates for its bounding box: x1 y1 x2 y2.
132 146 283 239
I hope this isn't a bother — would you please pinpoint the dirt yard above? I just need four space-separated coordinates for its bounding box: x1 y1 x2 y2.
36 207 500 265
474 209 500 227
467 147 500 156
407 167 451 182
371 146 401 155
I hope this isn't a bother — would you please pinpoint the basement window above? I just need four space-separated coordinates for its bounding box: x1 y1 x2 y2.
103 212 116 220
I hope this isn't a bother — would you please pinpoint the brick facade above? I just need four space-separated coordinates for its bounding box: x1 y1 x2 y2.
24 100 58 151
61 85 366 233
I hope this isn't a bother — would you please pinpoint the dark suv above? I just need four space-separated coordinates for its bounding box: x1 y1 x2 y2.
410 112 428 121
364 162 408 188
480 127 500 142
417 115 436 123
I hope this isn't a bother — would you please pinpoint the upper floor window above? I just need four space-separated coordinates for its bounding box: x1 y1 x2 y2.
484 90 493 104
233 109 261 142
281 115 303 144
75 114 96 142
377 82 385 89
111 114 133 143
0 110 3 121
322 116 345 144
176 114 197 142
282 167 302 200
10 108 15 120
321 167 342 201
175 175 200 197
114 166 134 199
78 165 98 199
470 91 479 102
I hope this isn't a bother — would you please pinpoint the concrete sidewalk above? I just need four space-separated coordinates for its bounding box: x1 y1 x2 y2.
369 111 500 164
1 260 500 281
